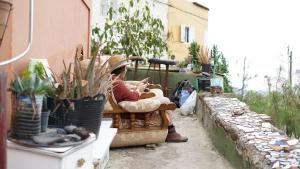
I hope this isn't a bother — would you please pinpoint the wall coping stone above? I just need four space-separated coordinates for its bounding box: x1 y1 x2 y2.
199 94 300 169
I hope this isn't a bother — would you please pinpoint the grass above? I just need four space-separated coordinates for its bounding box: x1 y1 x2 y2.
242 86 300 138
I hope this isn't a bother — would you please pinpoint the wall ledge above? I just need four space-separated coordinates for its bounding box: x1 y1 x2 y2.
197 94 300 169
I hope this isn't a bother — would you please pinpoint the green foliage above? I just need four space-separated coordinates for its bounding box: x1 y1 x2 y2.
96 0 167 58
177 56 190 68
53 54 113 100
211 44 233 92
170 55 175 60
243 86 300 138
243 91 270 114
9 63 54 97
188 42 201 71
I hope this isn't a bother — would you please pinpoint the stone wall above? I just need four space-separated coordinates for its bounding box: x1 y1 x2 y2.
197 94 300 169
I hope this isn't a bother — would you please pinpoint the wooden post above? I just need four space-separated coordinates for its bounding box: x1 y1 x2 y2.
164 64 170 96
133 60 138 80
0 72 7 169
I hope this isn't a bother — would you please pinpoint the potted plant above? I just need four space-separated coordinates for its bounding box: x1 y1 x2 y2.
210 45 223 94
9 63 53 139
188 42 201 73
171 55 175 61
199 46 211 73
50 46 113 137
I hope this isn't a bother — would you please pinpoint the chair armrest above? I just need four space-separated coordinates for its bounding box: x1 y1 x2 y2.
139 92 155 99
146 84 162 90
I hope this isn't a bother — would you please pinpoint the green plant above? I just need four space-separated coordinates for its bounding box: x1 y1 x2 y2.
91 27 103 57
10 63 53 97
210 44 233 93
243 79 300 138
52 51 114 100
177 56 191 68
171 55 175 60
188 42 200 67
9 63 54 117
100 0 167 58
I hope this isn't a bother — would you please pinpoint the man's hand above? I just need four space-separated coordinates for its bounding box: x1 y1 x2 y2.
141 77 149 84
135 82 147 93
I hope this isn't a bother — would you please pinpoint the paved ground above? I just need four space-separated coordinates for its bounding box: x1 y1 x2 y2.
106 110 234 169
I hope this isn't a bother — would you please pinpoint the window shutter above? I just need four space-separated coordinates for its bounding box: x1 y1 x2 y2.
189 26 196 43
180 25 186 42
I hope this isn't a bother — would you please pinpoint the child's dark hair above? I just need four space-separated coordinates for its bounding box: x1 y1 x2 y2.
111 66 126 75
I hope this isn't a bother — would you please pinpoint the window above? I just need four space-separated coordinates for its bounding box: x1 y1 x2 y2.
185 27 189 42
180 25 195 43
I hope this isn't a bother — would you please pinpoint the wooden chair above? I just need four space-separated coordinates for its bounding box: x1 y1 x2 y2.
104 84 176 148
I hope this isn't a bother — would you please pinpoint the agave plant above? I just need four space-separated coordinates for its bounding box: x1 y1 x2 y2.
10 63 53 97
52 45 115 101
9 63 54 117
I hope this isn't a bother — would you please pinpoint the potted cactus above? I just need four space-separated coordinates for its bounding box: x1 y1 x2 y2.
199 46 211 73
9 63 53 139
49 46 114 137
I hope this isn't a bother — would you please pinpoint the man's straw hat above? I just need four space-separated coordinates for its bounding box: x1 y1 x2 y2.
108 55 129 71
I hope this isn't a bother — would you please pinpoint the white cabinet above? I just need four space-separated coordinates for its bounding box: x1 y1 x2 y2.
7 137 95 169
7 121 117 169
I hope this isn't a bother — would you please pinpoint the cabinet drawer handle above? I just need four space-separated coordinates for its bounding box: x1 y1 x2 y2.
93 159 100 169
77 158 86 167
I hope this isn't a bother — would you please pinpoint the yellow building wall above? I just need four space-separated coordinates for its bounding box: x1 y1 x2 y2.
167 0 208 61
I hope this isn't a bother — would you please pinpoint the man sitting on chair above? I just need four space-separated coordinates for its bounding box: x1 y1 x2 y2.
108 55 188 143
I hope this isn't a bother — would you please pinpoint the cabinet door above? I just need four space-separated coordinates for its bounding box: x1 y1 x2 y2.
62 143 94 169
8 148 61 169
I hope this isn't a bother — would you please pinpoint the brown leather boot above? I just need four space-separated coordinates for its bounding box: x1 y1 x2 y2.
166 125 188 143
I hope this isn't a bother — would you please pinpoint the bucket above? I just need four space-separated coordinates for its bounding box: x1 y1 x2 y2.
210 78 223 89
47 97 75 128
11 95 43 139
202 64 211 73
72 94 106 138
197 76 211 92
47 94 106 138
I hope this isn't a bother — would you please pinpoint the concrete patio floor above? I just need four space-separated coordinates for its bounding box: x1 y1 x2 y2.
106 110 234 169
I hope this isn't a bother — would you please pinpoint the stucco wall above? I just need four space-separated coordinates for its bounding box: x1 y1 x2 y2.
167 0 208 61
0 0 91 127
11 0 91 74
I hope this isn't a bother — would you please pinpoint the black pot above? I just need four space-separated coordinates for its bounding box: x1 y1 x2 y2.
202 64 211 73
47 97 72 128
71 94 106 138
197 76 211 92
47 94 106 138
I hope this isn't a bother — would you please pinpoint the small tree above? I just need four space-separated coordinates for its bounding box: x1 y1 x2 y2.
100 0 167 58
211 45 233 93
188 42 201 72
239 57 257 100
